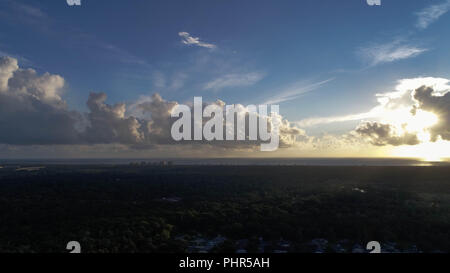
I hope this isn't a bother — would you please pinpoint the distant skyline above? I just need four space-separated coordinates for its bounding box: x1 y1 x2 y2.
0 0 449 160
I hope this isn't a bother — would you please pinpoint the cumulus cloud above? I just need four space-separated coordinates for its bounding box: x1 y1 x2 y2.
416 0 450 30
11 56 449 155
0 56 18 91
292 77 450 149
136 96 306 150
352 78 450 147
0 56 80 145
413 85 450 141
178 32 216 49
355 122 420 146
203 72 264 91
81 93 306 150
0 56 305 152
82 92 145 144
137 93 178 144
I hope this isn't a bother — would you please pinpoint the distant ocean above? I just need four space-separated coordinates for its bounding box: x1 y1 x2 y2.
1 158 449 166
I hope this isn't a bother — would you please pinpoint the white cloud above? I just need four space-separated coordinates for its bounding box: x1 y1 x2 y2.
0 56 81 145
416 0 450 30
262 78 333 105
297 77 450 128
0 56 305 151
360 41 427 66
203 72 265 91
178 32 216 49
6 56 449 156
296 112 376 128
355 121 420 146
297 77 450 148
355 1 449 68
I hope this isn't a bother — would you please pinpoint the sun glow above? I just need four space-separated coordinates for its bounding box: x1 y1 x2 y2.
379 109 438 134
391 138 450 162
379 109 446 161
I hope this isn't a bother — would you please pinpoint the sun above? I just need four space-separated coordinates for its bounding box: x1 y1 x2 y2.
381 109 448 162
379 108 438 134
405 110 439 133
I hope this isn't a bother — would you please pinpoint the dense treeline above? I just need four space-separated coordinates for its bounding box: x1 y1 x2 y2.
0 165 449 252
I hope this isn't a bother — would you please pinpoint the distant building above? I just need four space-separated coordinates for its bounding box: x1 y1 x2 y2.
129 160 174 167
15 166 45 172
160 197 182 203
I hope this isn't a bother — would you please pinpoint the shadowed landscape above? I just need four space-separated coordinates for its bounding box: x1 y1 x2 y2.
0 163 449 253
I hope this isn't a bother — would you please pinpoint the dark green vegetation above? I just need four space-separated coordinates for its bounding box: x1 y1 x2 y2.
0 165 449 253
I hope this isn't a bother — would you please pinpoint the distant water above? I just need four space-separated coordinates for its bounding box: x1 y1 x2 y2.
0 158 449 166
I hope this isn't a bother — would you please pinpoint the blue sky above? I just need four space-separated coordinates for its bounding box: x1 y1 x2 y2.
1 0 450 158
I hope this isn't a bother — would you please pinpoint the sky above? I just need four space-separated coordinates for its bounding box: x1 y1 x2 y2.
0 0 450 160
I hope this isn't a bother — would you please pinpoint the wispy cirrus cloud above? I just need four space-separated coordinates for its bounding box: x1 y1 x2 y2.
355 2 450 68
262 78 334 105
151 71 187 91
100 43 149 66
296 111 377 128
359 40 427 66
10 0 47 19
178 32 216 49
0 0 49 29
203 72 265 91
416 0 450 30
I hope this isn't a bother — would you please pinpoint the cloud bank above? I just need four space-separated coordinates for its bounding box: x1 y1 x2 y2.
0 56 304 153
2 56 449 157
